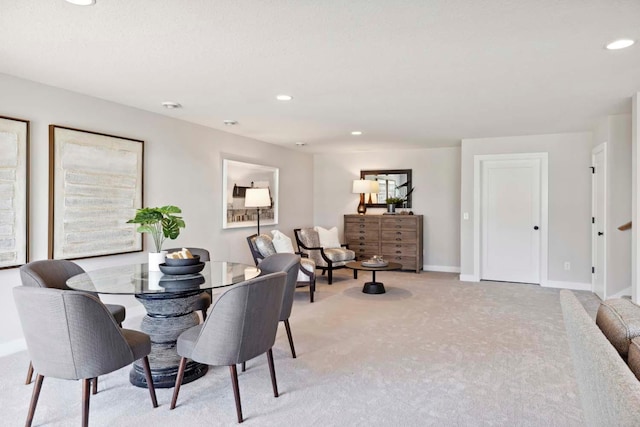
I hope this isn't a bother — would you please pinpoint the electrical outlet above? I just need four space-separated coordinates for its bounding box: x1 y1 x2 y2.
564 262 571 271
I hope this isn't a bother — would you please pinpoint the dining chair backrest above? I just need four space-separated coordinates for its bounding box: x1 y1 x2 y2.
20 259 85 291
189 271 287 365
164 247 211 262
13 287 136 380
257 253 301 321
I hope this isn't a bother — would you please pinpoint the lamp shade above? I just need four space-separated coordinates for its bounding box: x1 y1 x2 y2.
244 188 271 208
352 179 370 194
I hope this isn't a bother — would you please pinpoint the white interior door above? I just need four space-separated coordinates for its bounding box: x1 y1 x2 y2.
592 143 607 299
481 159 541 283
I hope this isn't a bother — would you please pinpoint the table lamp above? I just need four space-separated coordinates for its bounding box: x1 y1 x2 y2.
244 188 271 234
352 179 377 215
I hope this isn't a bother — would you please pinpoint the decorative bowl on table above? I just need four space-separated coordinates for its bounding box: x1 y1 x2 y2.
361 256 389 267
159 274 205 290
159 262 205 275
164 254 201 266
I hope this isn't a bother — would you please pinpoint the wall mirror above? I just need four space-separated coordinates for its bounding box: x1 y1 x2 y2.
360 169 412 208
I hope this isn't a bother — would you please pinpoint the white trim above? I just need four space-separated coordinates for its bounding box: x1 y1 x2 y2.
423 265 461 273
591 142 608 299
610 287 632 299
543 280 591 291
0 338 26 357
459 274 477 282
473 152 549 286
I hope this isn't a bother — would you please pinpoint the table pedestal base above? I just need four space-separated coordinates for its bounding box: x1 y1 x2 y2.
363 281 386 294
132 291 208 388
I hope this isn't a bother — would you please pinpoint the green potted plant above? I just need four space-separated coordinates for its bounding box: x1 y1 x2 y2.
127 205 185 270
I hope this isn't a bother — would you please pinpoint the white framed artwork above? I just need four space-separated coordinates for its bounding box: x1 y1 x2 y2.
222 159 278 230
0 116 29 268
49 125 144 259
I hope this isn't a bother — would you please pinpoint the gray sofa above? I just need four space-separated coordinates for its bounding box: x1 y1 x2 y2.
560 290 640 426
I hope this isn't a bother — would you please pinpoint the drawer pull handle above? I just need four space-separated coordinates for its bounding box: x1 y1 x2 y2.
396 232 402 235
359 237 364 240
396 251 401 254
395 238 402 241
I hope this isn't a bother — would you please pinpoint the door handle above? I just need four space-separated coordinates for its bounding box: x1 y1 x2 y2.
533 226 539 230
598 231 604 236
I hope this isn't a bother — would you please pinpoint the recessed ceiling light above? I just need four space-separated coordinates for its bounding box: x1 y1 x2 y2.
351 131 363 136
606 39 635 50
223 120 238 126
276 94 293 101
295 142 306 147
161 101 181 109
65 0 96 5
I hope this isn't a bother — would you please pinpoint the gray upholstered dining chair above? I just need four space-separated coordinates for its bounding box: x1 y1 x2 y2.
164 247 212 320
13 287 158 427
170 271 287 423
248 253 301 363
20 259 126 388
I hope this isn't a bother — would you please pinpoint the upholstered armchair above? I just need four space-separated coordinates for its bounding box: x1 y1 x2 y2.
294 228 356 284
247 233 316 302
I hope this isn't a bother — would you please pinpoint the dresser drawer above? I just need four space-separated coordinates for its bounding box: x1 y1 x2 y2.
381 230 418 243
351 246 379 260
381 217 418 230
345 216 380 225
381 244 417 257
384 255 417 269
345 229 379 241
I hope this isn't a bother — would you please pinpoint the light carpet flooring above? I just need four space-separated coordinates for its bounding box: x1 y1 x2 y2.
1 270 601 426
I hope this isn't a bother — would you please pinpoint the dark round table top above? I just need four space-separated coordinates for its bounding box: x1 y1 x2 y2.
346 261 403 272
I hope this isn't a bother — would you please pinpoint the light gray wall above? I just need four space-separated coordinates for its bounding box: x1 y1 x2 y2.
313 147 461 270
460 132 593 285
0 73 314 352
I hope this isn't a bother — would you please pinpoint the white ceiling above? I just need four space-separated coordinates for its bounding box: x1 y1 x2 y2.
1 1 639 153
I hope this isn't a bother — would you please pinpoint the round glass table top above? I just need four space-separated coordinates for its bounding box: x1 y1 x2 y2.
66 261 260 295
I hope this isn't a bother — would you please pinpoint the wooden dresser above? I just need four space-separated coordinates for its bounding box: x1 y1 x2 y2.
344 214 423 272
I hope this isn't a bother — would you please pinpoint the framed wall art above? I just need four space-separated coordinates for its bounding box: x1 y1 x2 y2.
222 159 278 230
49 125 144 259
0 116 29 268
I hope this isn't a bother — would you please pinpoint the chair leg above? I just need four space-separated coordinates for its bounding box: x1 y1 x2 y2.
309 281 315 303
201 310 207 322
92 377 97 395
170 357 188 410
283 319 297 358
266 349 279 398
229 365 243 423
82 378 91 427
354 269 358 279
328 268 333 284
242 361 246 372
25 361 34 385
141 356 158 408
26 374 44 427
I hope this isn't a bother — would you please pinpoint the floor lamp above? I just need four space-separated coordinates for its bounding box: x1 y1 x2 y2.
244 188 271 235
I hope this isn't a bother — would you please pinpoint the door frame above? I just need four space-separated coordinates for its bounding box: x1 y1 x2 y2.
591 142 607 298
473 152 549 284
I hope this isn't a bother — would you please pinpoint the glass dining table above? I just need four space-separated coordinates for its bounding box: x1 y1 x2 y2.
66 261 260 388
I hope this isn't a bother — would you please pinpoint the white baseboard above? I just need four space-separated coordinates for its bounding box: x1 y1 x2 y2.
459 274 478 282
423 265 461 273
543 280 591 291
0 338 26 358
609 287 632 299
